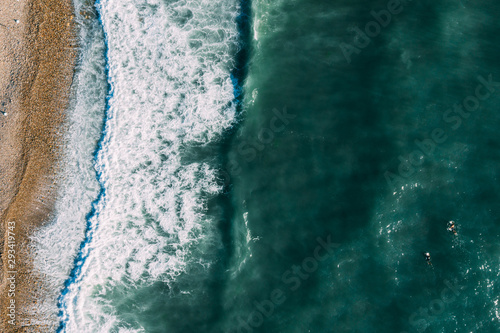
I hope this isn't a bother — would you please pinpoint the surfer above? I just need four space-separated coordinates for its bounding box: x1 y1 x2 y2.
447 221 457 235
423 252 432 265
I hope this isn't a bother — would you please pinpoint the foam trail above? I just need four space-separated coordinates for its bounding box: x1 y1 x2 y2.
55 0 240 331
55 1 112 331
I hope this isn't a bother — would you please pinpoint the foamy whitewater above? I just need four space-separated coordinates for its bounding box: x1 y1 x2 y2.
29 0 240 331
28 0 107 328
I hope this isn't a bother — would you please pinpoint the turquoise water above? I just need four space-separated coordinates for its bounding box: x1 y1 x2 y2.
55 0 499 332
223 0 500 332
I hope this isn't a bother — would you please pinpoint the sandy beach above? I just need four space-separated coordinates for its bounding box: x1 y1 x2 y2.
0 0 76 331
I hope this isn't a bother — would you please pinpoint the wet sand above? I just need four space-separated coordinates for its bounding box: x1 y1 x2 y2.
0 0 76 331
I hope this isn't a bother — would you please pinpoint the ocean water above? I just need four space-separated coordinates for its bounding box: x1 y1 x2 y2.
29 0 500 332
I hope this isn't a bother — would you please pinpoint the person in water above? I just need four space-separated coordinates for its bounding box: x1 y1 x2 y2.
447 221 457 235
424 252 432 265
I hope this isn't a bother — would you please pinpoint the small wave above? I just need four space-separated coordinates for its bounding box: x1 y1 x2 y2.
28 0 108 328
50 0 241 331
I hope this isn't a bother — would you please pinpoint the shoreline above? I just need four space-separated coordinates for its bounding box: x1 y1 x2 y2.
0 0 77 331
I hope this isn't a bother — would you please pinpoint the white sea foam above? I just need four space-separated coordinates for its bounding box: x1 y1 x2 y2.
52 0 240 331
28 0 108 328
